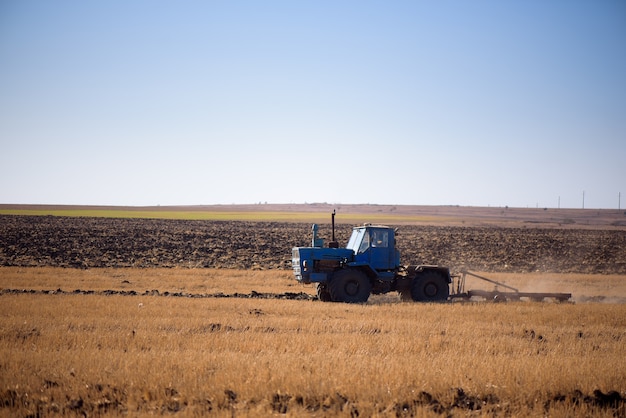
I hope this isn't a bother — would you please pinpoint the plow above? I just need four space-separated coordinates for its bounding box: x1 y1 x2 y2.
449 270 572 302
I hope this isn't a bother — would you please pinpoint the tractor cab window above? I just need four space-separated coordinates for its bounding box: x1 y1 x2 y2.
347 228 370 254
358 232 370 253
371 230 388 248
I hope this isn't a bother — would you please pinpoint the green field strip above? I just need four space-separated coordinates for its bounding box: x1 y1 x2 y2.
0 208 454 224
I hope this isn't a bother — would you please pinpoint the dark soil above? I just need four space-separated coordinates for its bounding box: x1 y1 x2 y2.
1 215 625 274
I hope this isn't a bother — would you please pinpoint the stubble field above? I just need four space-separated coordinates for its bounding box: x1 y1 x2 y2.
1 210 625 416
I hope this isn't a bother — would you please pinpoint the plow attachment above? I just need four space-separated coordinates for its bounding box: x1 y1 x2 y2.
450 271 572 302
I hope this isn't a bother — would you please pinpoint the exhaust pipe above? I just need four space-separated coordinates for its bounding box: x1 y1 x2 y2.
329 210 339 248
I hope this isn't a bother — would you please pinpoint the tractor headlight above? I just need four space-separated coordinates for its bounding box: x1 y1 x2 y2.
302 260 308 271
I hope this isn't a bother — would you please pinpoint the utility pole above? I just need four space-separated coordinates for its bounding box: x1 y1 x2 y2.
619 192 621 210
582 190 585 209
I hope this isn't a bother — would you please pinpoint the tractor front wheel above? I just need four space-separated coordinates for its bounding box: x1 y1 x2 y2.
316 283 332 302
411 271 449 302
329 269 371 303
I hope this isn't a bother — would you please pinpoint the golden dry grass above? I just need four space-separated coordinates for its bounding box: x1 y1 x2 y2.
0 267 300 294
1 267 625 417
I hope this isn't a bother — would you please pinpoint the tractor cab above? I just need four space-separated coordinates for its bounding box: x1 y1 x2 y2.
346 225 401 277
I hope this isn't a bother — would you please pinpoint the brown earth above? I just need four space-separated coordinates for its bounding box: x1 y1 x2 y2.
1 214 625 274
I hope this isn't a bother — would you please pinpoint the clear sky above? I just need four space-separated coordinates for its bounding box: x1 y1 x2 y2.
1 1 624 209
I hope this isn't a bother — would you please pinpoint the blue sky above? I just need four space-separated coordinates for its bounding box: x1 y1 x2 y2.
1 1 624 209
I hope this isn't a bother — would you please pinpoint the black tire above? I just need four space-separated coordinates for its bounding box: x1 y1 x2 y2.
329 269 371 303
316 283 332 302
411 271 449 302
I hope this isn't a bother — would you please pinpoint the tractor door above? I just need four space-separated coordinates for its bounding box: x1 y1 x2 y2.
369 228 395 270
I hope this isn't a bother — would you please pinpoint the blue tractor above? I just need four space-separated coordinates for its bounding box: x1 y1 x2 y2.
292 212 451 303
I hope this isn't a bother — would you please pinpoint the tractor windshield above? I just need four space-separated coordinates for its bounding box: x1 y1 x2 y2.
346 228 369 254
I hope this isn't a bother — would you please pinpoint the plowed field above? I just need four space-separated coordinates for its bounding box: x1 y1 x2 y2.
1 215 625 274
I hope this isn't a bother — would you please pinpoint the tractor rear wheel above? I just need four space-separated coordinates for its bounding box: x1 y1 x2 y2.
411 271 449 302
329 269 371 303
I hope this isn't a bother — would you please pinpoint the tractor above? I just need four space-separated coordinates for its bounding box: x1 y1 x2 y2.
292 212 450 303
